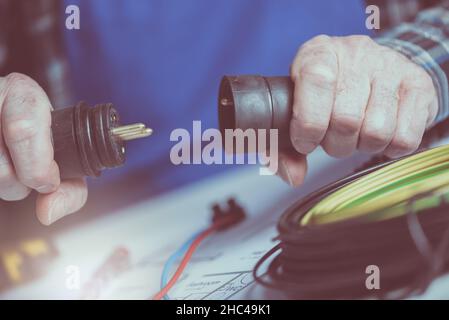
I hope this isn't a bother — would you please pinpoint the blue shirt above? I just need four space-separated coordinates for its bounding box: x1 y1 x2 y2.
63 0 369 194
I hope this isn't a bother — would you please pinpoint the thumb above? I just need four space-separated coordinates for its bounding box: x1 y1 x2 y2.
36 178 88 225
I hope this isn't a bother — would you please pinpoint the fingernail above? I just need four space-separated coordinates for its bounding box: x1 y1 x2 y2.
47 193 67 225
293 139 316 154
36 184 56 193
278 159 293 186
300 141 317 154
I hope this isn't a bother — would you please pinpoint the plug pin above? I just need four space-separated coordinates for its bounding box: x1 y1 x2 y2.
111 123 153 141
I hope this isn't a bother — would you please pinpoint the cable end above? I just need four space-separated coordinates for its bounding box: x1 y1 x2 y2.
211 198 246 231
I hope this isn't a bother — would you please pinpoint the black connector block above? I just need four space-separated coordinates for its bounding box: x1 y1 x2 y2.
211 198 246 231
218 75 293 150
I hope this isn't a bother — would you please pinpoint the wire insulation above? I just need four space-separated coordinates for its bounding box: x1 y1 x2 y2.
254 144 449 299
153 227 215 300
160 231 202 300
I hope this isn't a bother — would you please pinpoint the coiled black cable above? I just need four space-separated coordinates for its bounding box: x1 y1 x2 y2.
253 120 449 299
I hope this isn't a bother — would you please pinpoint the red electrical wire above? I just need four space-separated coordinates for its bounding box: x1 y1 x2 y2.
152 226 216 300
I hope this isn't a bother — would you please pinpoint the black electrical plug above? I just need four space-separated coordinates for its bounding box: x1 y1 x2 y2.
51 102 152 179
218 75 293 150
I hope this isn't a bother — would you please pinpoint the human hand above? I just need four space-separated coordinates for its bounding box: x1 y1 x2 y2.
0 73 88 225
278 35 438 186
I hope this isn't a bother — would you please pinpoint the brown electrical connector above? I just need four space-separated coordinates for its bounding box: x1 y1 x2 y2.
218 75 293 150
51 102 152 179
211 198 246 231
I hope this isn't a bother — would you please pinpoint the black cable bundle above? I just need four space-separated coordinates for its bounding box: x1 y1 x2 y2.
253 160 449 299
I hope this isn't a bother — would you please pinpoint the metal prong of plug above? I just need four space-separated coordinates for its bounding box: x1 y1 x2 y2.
111 123 153 141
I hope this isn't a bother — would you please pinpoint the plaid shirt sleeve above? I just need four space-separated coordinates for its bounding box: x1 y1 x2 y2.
372 0 449 124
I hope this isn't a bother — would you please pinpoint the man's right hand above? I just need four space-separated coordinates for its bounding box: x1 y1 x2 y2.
0 73 87 225
277 35 438 187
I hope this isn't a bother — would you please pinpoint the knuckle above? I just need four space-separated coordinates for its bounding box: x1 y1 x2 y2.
349 34 373 45
6 72 32 85
404 72 434 93
4 119 39 144
331 114 362 135
358 34 373 42
372 81 398 101
401 66 435 95
4 73 50 115
5 73 36 96
361 127 391 148
7 89 39 109
310 34 332 45
305 34 332 47
322 141 351 158
299 62 337 89
344 35 375 51
20 170 50 189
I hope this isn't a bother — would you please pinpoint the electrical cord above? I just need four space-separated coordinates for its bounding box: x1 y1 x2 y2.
160 231 203 300
153 227 215 300
153 198 246 300
254 144 449 299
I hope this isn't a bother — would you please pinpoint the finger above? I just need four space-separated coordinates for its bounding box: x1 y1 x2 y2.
0 135 30 200
384 84 430 158
36 178 88 226
0 77 31 200
290 36 337 154
426 97 439 128
321 72 370 157
277 150 307 187
2 73 60 193
358 77 399 153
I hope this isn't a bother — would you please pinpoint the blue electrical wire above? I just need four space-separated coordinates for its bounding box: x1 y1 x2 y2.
160 230 203 300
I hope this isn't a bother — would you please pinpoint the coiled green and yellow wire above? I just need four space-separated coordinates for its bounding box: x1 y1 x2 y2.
302 144 449 226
